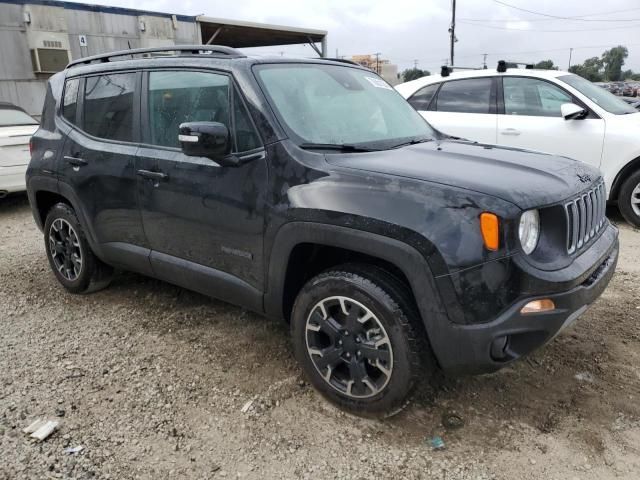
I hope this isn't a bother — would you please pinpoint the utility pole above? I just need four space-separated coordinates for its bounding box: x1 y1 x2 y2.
568 48 573 70
374 52 381 74
413 59 418 69
449 0 456 67
482 53 488 69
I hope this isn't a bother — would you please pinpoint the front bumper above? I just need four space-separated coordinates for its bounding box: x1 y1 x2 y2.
427 224 618 375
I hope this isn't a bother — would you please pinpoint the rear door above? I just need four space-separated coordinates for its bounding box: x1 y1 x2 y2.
136 69 267 307
417 77 498 144
496 76 605 168
59 72 150 271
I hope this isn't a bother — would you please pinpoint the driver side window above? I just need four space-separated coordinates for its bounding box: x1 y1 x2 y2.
148 71 230 149
503 77 572 117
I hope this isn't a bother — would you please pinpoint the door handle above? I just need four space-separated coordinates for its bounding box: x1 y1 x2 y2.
64 156 88 167
500 128 521 136
137 169 168 181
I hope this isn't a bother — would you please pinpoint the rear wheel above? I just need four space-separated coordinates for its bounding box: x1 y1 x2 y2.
618 170 640 228
291 265 435 416
44 203 113 293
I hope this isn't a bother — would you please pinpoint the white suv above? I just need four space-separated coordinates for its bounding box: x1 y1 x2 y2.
0 102 39 197
396 66 640 227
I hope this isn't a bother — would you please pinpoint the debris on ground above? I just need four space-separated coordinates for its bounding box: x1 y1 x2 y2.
574 371 596 383
63 446 84 455
428 436 446 450
23 419 59 441
441 410 465 430
240 398 255 413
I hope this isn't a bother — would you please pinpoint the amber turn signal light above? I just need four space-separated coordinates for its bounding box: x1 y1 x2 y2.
520 299 556 315
480 212 500 251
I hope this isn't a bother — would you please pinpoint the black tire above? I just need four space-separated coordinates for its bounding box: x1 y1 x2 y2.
290 264 435 417
618 170 640 228
44 202 114 294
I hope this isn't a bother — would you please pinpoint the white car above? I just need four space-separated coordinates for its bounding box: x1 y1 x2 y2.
396 66 640 227
0 102 39 197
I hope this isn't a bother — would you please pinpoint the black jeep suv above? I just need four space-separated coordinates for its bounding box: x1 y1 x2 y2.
27 46 618 415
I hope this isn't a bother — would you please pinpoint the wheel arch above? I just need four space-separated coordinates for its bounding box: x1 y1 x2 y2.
264 222 452 346
610 155 640 202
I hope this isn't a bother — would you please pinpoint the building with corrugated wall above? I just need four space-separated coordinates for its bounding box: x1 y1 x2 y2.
0 0 327 115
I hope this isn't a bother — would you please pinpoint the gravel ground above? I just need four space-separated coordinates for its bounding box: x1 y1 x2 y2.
1 194 639 480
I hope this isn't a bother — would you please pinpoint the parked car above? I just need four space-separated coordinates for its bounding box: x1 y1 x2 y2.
0 102 39 197
622 97 640 111
397 66 640 227
27 46 618 415
622 83 637 97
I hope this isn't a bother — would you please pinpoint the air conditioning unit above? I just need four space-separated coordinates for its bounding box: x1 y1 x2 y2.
31 47 70 73
27 32 71 74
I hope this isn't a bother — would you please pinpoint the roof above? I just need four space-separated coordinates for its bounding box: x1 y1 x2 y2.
396 68 571 96
197 16 326 48
0 0 195 21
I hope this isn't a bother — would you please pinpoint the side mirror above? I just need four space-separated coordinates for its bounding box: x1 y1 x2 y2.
560 103 586 121
179 122 231 160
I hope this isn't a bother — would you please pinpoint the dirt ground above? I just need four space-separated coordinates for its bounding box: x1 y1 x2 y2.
1 194 639 480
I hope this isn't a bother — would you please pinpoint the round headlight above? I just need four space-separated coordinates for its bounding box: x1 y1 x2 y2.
519 209 540 255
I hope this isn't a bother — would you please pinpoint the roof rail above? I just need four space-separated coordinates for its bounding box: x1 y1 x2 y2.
66 45 245 69
497 60 534 73
440 65 483 77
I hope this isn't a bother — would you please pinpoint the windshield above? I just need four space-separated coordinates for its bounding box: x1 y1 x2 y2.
0 107 38 127
255 63 435 148
559 74 637 115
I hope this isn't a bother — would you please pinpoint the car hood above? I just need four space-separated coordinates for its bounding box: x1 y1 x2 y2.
325 140 600 210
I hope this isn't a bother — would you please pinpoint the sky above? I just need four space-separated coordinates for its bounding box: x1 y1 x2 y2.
73 0 640 73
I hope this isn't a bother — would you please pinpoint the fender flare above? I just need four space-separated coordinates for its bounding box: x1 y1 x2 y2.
263 222 453 352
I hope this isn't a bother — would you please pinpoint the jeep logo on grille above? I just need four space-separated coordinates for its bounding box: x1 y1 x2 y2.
577 173 592 183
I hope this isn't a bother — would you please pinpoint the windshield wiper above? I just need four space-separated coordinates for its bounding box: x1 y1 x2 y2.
298 143 379 152
389 138 433 149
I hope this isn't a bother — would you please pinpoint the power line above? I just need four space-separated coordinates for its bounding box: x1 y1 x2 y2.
458 20 640 32
459 15 640 23
491 0 640 21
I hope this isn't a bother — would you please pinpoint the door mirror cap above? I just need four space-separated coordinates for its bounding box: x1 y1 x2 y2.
561 103 587 120
179 122 231 160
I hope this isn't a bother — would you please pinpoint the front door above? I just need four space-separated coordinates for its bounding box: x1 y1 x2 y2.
136 69 267 308
59 73 149 264
496 76 605 168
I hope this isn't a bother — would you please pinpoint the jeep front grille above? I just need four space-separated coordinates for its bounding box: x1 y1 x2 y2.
564 181 606 254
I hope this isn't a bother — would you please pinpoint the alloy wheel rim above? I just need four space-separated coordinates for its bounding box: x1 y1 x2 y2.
305 296 393 399
631 182 640 217
48 218 83 281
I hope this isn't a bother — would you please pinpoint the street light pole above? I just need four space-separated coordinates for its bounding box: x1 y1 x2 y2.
568 47 573 70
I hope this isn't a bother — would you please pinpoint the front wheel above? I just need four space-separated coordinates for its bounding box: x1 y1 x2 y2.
618 170 640 228
290 265 434 417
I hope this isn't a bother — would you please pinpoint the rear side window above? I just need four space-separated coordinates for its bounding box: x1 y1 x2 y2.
436 78 492 114
148 70 230 149
503 77 572 117
408 83 439 111
62 78 79 125
84 73 136 142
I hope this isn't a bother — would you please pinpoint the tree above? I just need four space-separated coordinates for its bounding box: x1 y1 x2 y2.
402 68 430 82
601 46 628 81
568 56 603 82
533 60 557 70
